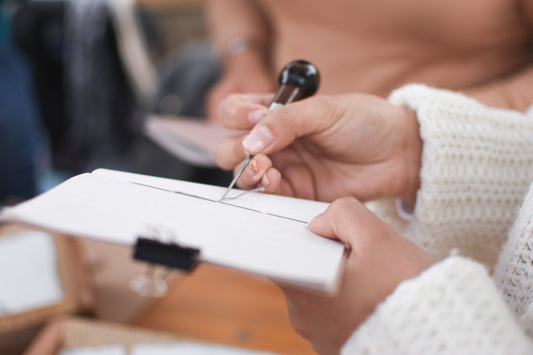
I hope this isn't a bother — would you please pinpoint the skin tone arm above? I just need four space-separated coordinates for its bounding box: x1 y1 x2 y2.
214 93 422 204
204 0 275 120
279 197 434 355
463 0 533 111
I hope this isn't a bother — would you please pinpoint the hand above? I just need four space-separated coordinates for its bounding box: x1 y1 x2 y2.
215 93 422 204
205 51 274 121
280 197 435 355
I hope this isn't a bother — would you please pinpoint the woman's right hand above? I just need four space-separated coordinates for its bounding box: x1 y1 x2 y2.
215 93 423 204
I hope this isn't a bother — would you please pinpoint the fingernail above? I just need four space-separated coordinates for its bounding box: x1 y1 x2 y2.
243 126 273 153
261 173 270 187
248 157 259 175
248 109 268 124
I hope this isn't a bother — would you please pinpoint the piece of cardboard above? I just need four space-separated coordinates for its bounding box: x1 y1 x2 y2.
23 317 177 355
24 317 284 355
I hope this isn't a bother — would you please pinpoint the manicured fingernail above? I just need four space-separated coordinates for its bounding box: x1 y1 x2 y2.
243 126 273 153
248 109 268 124
248 157 259 175
261 173 270 187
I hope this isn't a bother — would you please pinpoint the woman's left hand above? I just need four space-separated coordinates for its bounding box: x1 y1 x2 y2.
279 197 435 355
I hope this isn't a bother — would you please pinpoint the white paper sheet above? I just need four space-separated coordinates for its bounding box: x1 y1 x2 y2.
1 170 344 292
144 115 243 167
92 168 328 224
0 231 64 315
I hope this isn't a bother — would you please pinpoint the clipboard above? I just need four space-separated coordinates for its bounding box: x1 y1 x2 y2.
0 169 346 294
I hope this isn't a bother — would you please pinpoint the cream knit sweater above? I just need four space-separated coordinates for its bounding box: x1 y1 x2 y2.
344 85 533 354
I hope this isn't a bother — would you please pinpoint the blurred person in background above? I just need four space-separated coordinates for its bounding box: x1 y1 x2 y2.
205 0 533 117
0 0 48 204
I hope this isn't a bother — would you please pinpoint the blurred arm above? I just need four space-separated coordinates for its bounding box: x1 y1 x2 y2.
205 0 271 69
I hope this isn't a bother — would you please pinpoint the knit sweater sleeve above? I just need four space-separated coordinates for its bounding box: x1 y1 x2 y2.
343 182 533 354
342 256 533 355
493 182 533 327
380 84 533 266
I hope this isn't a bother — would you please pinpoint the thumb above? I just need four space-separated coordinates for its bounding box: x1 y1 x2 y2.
309 197 391 251
242 96 333 155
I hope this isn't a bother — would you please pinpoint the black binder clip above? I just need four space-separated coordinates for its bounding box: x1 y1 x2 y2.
133 237 200 272
129 237 200 297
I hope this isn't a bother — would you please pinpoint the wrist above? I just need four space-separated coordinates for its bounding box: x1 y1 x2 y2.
399 106 422 205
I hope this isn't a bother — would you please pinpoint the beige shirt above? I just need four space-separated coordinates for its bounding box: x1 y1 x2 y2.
208 0 533 110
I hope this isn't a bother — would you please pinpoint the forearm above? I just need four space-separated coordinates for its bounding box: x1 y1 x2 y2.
205 0 271 69
463 64 533 112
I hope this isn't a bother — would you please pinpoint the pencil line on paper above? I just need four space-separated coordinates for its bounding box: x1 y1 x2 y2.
130 182 307 224
222 186 265 200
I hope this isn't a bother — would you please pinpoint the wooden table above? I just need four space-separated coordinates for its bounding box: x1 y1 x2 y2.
0 226 315 354
81 238 315 354
133 264 315 355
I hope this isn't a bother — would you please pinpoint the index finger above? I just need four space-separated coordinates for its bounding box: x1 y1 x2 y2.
217 93 274 130
242 95 334 155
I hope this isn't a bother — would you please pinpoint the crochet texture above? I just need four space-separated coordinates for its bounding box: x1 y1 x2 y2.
342 85 533 354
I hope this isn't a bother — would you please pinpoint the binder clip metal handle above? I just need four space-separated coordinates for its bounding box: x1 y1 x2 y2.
133 237 200 272
130 237 200 297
